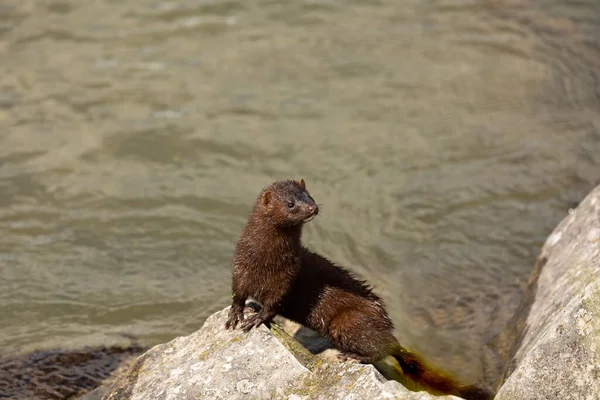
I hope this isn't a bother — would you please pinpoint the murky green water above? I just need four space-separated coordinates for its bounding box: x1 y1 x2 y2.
1 0 599 387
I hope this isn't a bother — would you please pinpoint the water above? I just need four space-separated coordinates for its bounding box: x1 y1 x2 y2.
1 0 599 388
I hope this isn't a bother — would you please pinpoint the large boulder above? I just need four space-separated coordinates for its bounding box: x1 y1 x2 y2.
102 307 462 400
495 185 600 399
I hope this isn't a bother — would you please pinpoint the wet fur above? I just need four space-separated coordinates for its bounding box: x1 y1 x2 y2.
225 179 493 400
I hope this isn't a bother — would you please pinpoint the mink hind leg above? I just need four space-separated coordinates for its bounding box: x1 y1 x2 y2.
327 308 395 364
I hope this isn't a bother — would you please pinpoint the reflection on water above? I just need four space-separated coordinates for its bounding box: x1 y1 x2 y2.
1 0 599 387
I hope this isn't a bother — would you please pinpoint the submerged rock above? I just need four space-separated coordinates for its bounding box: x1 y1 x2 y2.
102 307 462 400
0 344 146 400
495 184 600 399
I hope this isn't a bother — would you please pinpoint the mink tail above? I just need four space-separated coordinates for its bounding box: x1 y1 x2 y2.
387 345 494 400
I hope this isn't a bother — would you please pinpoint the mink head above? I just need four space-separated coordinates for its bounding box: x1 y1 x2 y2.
258 179 319 228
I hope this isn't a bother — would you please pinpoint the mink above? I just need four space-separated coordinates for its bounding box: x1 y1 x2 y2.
225 179 492 400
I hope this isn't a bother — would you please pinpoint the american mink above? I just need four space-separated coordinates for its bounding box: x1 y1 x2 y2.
225 179 492 400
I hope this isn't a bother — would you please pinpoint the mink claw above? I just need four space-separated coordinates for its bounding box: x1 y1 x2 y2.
224 319 236 330
225 307 244 330
240 315 262 332
336 353 362 364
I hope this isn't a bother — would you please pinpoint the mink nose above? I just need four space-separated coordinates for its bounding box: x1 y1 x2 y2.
309 204 319 215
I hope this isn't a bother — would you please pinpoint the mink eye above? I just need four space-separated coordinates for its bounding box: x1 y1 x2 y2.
287 201 295 208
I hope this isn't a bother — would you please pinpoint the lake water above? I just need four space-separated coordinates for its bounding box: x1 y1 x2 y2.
1 0 599 388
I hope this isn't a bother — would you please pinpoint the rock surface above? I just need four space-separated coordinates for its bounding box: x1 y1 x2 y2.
495 185 600 399
102 307 462 400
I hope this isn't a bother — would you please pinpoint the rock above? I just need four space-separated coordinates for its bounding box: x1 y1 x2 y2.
102 307 462 400
495 185 600 400
0 344 146 400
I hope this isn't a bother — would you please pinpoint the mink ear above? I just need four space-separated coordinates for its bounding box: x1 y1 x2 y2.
261 190 272 206
300 179 306 189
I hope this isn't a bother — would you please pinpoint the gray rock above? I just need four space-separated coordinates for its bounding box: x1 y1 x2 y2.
496 185 600 400
102 307 461 400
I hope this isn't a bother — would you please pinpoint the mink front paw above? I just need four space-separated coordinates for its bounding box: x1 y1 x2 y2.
239 314 264 332
225 305 244 330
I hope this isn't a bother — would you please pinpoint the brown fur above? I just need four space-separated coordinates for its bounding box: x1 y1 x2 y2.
225 179 493 400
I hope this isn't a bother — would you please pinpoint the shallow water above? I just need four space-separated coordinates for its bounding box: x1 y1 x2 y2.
1 0 599 387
